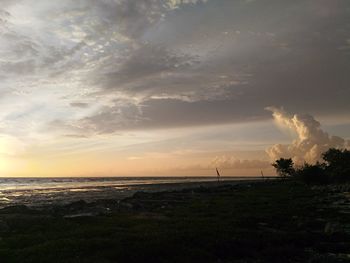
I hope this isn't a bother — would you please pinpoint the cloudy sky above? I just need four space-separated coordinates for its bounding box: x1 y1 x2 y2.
0 0 349 177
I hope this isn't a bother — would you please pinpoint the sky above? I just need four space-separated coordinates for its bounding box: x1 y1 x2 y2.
0 0 349 177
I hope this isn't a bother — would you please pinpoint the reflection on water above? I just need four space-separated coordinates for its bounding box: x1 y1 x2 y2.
0 177 263 208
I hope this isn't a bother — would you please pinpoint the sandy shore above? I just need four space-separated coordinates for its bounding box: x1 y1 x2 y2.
0 177 268 209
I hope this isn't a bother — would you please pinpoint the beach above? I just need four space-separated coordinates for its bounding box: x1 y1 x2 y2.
0 180 349 262
0 177 266 208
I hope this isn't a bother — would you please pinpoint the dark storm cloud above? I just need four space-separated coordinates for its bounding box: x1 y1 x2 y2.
98 44 199 91
70 0 350 134
1 0 350 137
63 98 268 135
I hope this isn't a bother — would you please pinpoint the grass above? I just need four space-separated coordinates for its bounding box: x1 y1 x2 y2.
0 181 349 262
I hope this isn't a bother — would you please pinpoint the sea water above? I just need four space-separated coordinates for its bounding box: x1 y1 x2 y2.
0 176 263 208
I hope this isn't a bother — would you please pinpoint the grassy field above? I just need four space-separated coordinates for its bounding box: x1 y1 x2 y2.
0 181 349 262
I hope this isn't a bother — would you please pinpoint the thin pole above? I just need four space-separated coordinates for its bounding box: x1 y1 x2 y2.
261 170 265 181
216 168 221 182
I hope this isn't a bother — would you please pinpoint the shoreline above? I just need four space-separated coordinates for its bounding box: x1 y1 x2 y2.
0 177 272 209
1 180 349 262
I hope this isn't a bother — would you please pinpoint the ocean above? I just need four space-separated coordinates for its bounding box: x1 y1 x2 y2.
0 176 264 208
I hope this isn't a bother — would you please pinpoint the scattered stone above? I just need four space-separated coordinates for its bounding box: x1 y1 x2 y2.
64 212 95 218
120 202 134 209
64 200 88 211
0 205 31 214
324 222 343 235
0 219 9 232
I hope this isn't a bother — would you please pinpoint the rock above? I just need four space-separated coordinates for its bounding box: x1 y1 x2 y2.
0 219 9 232
64 212 95 218
0 205 31 214
133 191 150 199
120 202 134 209
64 200 88 211
324 222 342 234
343 224 350 234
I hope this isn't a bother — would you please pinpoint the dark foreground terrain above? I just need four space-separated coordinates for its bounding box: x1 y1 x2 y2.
0 181 350 263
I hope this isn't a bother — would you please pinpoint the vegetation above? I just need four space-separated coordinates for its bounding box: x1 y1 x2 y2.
323 148 350 183
0 148 348 262
0 181 349 262
295 162 328 185
272 158 295 178
272 148 350 185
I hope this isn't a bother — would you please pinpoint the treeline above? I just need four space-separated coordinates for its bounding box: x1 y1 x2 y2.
272 148 350 185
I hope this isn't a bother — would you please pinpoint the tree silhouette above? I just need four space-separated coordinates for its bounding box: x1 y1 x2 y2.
272 148 350 184
272 158 295 178
295 162 328 185
322 148 350 183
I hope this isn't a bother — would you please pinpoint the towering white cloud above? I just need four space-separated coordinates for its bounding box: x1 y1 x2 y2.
266 107 348 164
210 156 270 169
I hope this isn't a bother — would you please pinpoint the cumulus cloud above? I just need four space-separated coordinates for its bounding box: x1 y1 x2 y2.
266 107 349 164
210 155 270 170
160 154 272 176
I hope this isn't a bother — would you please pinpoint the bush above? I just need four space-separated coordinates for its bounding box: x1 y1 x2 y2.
295 163 329 185
323 149 350 183
272 148 350 185
272 158 295 178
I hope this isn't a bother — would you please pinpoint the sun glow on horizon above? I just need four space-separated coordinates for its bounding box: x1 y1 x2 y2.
0 1 349 177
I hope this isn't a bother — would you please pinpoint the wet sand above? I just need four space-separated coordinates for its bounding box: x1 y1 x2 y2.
0 177 268 208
